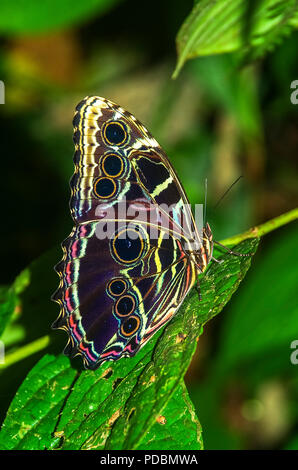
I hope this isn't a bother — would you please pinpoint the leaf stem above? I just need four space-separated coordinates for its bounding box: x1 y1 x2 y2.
0 335 51 370
219 207 298 246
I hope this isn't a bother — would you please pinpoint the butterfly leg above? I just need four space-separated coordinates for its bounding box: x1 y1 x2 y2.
212 256 224 264
214 240 252 257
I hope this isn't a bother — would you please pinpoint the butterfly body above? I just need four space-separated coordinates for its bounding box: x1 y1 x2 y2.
52 96 213 369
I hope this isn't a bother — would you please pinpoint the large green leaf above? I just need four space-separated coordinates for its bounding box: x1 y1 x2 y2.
0 0 121 35
173 0 298 77
0 238 258 450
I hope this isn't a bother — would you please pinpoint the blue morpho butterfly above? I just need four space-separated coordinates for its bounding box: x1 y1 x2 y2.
52 96 246 369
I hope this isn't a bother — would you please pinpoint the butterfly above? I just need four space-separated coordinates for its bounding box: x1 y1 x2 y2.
52 96 214 369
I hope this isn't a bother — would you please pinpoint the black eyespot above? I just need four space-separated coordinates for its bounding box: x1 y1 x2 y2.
108 278 127 297
102 121 128 147
112 227 145 264
102 153 124 177
120 315 140 337
93 177 117 199
115 295 136 317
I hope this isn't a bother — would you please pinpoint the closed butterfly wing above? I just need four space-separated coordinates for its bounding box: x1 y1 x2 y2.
52 96 211 369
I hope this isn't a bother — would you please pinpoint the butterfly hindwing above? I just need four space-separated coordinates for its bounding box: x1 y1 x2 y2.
53 219 195 368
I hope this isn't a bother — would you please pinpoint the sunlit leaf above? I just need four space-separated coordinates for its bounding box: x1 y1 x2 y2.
173 0 298 77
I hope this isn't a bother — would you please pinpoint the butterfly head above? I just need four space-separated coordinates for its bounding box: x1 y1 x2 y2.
191 222 214 274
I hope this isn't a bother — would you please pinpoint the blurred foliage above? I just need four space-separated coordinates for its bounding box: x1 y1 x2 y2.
0 0 297 451
0 269 30 337
0 0 121 35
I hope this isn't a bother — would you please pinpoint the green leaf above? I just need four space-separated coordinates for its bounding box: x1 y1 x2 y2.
173 0 298 78
0 354 77 449
139 382 203 450
0 238 258 450
0 269 30 338
0 0 121 35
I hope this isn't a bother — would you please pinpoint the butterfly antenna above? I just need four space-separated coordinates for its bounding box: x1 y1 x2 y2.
212 175 253 257
214 175 243 209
